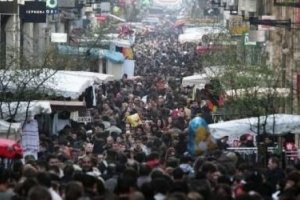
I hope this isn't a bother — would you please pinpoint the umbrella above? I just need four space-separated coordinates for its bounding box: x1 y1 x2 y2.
0 138 23 159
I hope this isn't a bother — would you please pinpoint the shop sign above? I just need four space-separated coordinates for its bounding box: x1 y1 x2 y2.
51 33 67 43
46 0 58 14
0 0 18 14
77 116 92 123
20 1 46 23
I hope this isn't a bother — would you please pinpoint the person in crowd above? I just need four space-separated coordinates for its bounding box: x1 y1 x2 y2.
2 16 296 200
217 136 230 150
27 186 52 200
0 169 16 200
36 172 62 200
64 181 84 200
265 156 285 193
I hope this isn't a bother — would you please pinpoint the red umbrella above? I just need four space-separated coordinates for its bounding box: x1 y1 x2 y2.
0 138 23 159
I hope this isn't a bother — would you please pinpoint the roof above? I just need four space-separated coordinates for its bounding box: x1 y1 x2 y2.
0 70 114 99
49 101 86 107
58 45 125 63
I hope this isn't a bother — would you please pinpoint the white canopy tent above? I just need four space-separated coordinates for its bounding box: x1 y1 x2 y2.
45 71 115 99
182 66 226 89
45 71 96 99
181 74 209 89
226 87 291 98
0 101 52 122
0 120 21 135
0 70 114 100
178 26 227 44
58 71 114 84
208 114 300 139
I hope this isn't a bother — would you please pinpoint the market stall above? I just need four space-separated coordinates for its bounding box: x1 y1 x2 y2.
0 120 21 140
209 114 300 165
181 74 209 89
0 101 52 122
208 114 300 139
45 71 106 99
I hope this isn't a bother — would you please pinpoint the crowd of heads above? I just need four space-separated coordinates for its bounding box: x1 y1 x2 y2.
1 18 300 200
134 23 200 79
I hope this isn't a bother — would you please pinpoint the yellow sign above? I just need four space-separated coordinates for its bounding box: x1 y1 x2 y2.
228 16 249 36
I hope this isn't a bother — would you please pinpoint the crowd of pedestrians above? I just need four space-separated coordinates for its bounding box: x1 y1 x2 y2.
1 17 300 200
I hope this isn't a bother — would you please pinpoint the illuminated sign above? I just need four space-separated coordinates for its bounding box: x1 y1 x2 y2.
46 0 58 14
20 1 46 23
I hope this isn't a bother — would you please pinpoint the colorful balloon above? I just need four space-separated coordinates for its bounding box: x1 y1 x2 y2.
127 113 142 128
187 117 217 156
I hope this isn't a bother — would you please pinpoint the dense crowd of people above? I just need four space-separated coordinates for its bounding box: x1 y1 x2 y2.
1 17 300 200
134 25 199 78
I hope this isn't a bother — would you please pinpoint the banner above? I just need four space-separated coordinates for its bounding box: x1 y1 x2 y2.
20 1 46 23
122 59 135 77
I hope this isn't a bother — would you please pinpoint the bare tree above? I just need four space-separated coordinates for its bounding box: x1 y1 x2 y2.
0 41 83 138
